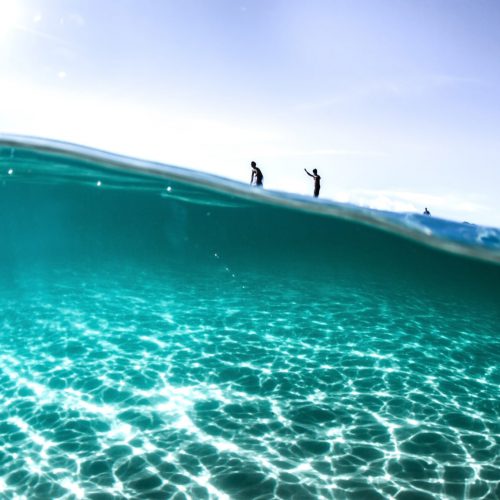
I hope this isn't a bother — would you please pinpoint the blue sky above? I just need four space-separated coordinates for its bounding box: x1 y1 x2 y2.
1 0 499 226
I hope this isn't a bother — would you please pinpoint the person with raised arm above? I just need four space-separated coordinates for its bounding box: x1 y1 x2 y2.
304 168 321 197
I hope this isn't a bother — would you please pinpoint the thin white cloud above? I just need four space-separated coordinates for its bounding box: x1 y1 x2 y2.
13 23 69 45
308 148 385 157
334 189 487 221
67 13 85 27
261 147 385 159
297 74 485 111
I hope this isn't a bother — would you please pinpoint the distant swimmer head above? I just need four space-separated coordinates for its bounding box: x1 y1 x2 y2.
251 161 256 167
313 168 318 175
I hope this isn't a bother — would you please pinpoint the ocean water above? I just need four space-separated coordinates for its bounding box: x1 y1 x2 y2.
0 136 499 500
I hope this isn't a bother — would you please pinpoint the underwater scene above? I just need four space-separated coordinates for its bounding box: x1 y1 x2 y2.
0 136 499 499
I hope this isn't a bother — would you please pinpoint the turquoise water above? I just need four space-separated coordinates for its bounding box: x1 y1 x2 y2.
0 137 499 499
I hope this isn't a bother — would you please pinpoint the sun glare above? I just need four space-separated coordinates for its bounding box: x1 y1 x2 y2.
0 0 21 39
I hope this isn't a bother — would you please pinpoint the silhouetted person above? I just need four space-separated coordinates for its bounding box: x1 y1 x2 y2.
423 207 431 216
250 161 263 187
304 168 321 197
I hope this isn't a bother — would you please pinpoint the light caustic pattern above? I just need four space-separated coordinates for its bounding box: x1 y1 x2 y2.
0 269 499 500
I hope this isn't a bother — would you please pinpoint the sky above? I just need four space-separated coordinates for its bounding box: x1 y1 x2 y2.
1 0 499 226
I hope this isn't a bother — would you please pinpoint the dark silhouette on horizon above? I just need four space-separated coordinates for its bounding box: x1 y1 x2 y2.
250 161 264 187
304 168 321 197
423 207 431 216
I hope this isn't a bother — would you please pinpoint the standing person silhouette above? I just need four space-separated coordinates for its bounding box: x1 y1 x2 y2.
250 161 264 187
304 168 321 197
423 207 431 215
